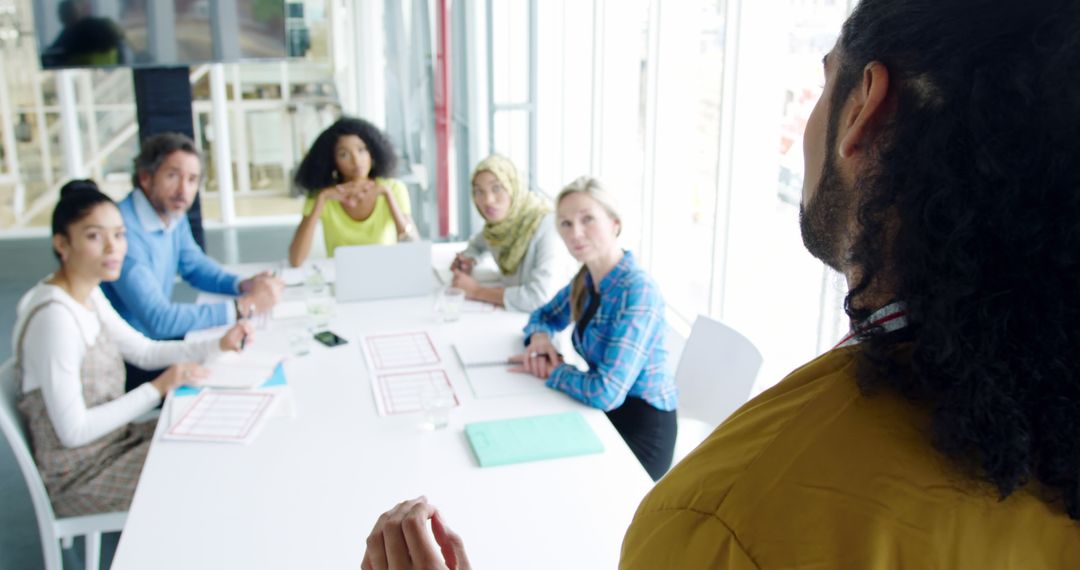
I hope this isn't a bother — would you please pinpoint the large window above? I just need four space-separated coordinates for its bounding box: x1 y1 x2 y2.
711 0 850 388
489 0 534 190
646 0 727 322
527 0 852 392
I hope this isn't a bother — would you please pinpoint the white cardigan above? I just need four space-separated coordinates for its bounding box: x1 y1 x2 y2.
13 281 220 448
462 212 577 313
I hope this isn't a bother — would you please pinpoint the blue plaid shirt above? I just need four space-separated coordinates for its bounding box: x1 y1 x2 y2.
523 251 677 412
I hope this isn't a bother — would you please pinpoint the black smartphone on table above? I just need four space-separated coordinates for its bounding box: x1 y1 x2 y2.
313 330 348 347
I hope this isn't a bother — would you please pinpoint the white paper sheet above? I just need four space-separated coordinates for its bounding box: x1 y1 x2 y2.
271 300 307 320
163 391 276 444
462 365 551 399
280 259 336 287
361 331 442 371
370 369 459 416
453 334 524 367
201 349 281 389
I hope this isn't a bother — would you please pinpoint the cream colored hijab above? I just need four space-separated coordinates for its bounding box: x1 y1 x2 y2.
474 155 551 276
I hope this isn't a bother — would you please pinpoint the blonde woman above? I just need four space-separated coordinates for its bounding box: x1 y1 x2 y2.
450 155 571 312
511 176 678 481
13 180 249 516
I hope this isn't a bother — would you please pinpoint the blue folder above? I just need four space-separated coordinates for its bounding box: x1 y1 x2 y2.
465 412 605 467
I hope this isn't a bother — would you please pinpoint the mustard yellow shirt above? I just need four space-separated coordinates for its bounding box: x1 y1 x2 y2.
302 178 411 256
621 347 1080 569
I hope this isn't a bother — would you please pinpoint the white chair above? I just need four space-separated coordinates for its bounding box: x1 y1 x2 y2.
0 358 126 570
671 316 764 465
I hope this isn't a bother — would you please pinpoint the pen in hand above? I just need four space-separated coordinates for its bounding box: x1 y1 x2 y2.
240 303 254 350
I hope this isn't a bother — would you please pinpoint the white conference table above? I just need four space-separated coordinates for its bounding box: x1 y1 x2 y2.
112 250 654 569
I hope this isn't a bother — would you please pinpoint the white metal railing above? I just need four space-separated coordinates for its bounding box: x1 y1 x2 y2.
8 66 213 229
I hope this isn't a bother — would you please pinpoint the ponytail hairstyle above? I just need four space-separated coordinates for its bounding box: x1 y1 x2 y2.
556 176 621 321
51 179 116 261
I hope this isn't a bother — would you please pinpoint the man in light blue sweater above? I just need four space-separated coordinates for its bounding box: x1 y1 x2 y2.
102 133 283 388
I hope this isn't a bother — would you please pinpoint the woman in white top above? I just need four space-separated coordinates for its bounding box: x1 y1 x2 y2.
450 155 572 312
12 180 250 516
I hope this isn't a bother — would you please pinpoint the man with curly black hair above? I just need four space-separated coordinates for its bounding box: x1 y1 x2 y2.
361 1 1080 567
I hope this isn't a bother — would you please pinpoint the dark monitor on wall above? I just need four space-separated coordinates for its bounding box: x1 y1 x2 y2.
35 0 299 69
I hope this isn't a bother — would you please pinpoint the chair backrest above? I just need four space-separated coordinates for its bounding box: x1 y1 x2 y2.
674 316 763 428
0 358 62 565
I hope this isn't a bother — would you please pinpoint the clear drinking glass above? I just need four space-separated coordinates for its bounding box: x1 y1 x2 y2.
420 384 455 430
306 285 335 331
438 287 465 322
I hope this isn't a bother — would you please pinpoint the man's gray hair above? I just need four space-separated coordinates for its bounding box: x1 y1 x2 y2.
131 132 202 190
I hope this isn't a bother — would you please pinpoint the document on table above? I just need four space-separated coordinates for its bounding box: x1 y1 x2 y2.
280 259 336 286
454 334 523 367
433 261 502 286
361 330 460 416
461 366 550 398
201 348 281 389
271 300 307 320
371 369 459 416
465 412 605 467
163 391 276 444
454 335 549 398
170 363 294 425
362 331 442 371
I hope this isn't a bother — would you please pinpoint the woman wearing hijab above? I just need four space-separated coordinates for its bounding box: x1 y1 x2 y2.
450 155 572 312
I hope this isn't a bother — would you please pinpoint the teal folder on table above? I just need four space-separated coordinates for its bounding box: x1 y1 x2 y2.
465 412 605 467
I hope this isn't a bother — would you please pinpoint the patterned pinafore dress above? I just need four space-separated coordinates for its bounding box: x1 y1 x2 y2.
15 300 157 517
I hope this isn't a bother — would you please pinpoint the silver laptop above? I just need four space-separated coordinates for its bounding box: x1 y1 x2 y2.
334 241 435 302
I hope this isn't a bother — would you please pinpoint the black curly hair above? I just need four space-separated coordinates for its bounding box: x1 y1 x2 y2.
830 0 1080 519
293 117 398 195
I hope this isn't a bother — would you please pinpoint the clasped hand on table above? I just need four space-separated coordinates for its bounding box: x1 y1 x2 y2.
508 332 564 379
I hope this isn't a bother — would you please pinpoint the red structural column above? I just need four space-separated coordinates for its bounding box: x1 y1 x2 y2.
434 0 452 236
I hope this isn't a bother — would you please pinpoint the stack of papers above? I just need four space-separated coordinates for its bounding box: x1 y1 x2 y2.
465 412 605 467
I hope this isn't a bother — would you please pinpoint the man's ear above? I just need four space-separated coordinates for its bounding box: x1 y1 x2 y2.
137 170 152 193
837 61 891 160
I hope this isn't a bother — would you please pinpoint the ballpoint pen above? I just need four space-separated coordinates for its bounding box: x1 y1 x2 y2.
240 303 254 350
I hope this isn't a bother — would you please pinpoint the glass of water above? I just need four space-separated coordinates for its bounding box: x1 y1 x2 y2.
420 384 455 430
306 286 335 331
438 287 465 322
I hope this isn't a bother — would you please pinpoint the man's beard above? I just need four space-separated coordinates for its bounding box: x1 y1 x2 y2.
799 151 849 272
